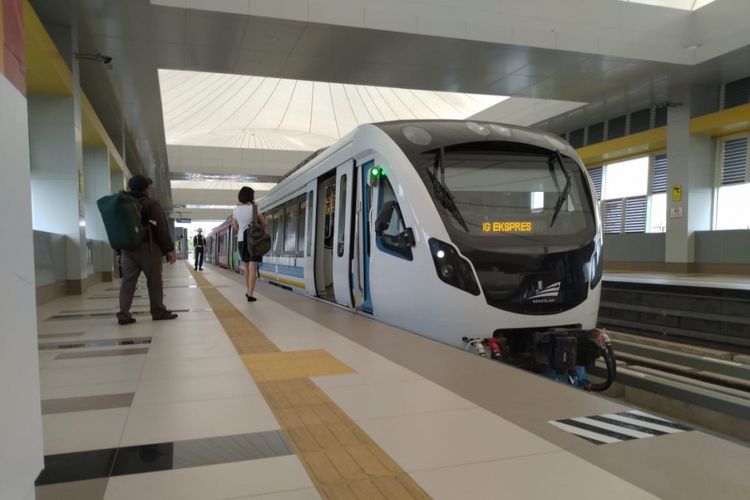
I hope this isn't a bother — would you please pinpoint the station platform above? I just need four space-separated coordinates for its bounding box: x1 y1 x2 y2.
34 263 750 500
604 271 750 291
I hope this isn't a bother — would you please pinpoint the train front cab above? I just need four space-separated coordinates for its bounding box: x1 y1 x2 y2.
263 121 615 390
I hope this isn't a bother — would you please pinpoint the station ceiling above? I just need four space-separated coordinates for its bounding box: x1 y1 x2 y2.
159 69 508 151
29 0 750 220
613 0 716 9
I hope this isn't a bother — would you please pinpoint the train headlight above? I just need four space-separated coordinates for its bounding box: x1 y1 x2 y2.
428 238 480 296
440 264 454 278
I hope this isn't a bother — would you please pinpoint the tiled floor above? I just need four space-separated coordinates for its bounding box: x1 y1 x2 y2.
34 263 666 499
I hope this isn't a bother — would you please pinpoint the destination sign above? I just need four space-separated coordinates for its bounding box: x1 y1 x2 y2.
482 221 533 233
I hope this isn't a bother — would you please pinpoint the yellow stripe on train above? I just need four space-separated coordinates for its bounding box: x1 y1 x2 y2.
259 272 305 289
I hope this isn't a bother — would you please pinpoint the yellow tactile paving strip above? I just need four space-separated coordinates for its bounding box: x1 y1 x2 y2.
242 350 356 382
188 265 432 500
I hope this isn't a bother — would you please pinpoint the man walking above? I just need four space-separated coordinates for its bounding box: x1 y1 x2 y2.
116 175 178 325
193 228 206 271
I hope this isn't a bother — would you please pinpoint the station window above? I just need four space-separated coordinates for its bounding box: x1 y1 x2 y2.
649 154 668 233
597 154 665 234
715 135 750 229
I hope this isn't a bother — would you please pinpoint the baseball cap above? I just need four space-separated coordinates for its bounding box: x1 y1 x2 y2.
128 175 153 192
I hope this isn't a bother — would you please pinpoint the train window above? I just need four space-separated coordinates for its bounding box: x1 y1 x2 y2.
284 202 298 254
263 210 276 255
306 191 314 257
273 208 285 255
324 182 336 249
297 195 306 256
337 175 347 257
377 178 412 260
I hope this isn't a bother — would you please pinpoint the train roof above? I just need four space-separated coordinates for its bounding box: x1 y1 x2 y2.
372 119 572 156
277 119 572 184
262 119 579 209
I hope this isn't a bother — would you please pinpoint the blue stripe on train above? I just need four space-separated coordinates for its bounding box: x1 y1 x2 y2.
259 262 305 279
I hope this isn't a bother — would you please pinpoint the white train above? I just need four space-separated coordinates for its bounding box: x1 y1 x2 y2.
253 120 614 389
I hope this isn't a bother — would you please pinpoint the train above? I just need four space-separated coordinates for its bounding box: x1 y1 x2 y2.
207 120 616 390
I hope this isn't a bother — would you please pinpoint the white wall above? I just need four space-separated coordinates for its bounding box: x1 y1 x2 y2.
0 76 44 500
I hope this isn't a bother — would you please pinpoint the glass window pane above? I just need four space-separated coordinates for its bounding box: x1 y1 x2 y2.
649 193 667 233
306 191 314 257
285 203 298 253
419 152 594 241
377 178 410 259
624 195 647 233
716 183 750 229
603 199 623 234
273 208 284 254
337 175 347 257
380 178 405 236
603 156 649 200
267 212 273 256
297 196 306 255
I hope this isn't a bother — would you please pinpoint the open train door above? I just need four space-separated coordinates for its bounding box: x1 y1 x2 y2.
303 180 317 294
354 158 377 314
332 160 355 307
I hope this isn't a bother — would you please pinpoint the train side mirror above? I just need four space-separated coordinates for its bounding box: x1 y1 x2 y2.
375 201 397 235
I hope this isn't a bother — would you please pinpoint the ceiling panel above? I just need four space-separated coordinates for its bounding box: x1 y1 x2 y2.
160 69 508 150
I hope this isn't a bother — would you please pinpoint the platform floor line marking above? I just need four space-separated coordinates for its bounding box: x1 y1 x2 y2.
187 265 432 500
550 410 692 445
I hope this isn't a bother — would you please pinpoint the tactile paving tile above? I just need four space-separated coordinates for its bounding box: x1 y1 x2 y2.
189 265 432 500
241 350 355 381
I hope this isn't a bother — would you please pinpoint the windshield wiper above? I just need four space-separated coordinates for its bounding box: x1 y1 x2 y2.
429 148 469 232
549 151 572 228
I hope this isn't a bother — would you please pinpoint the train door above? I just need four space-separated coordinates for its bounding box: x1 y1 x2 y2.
333 161 355 307
314 172 337 301
356 159 376 313
303 181 317 294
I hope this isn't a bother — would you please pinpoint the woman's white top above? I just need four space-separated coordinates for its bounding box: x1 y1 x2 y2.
233 204 255 242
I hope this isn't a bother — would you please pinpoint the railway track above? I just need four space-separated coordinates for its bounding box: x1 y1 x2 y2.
591 330 750 443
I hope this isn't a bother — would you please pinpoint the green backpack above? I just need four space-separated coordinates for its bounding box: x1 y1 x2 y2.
97 191 148 251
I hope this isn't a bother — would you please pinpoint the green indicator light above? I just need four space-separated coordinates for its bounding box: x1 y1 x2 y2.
370 168 379 177
380 168 387 176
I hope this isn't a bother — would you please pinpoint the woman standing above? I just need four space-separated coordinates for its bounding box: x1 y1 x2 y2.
231 186 266 301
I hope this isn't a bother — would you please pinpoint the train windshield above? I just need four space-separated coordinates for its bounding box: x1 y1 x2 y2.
416 144 596 247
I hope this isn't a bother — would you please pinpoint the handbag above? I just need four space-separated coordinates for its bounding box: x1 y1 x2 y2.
244 204 271 256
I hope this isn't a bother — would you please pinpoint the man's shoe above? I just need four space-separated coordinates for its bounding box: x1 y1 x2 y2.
117 314 136 325
152 311 178 321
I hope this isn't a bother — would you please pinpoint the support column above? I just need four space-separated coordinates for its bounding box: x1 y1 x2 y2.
665 86 715 272
110 168 125 194
28 94 89 291
83 147 114 281
0 0 44 498
28 24 91 293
